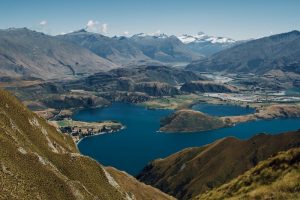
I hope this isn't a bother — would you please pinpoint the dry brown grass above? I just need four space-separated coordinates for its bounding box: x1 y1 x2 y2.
196 148 300 200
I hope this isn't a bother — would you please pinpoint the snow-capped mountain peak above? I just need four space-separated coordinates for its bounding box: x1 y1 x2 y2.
178 32 236 44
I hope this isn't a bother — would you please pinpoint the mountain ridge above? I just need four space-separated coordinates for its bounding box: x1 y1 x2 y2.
187 30 300 75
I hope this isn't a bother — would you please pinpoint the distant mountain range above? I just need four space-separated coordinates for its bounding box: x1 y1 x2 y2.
187 30 300 75
57 29 154 66
129 33 203 63
58 30 204 66
1 28 300 84
0 28 117 80
0 28 238 80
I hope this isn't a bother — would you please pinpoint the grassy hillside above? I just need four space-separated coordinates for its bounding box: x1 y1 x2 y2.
197 147 300 200
0 89 172 200
137 131 300 199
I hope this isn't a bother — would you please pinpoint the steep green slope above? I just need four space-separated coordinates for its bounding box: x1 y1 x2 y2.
137 131 300 199
197 147 300 200
0 89 173 200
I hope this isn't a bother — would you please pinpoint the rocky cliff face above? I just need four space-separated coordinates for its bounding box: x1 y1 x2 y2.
135 82 179 96
0 89 174 200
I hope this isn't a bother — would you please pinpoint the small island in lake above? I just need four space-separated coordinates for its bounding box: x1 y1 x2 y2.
160 109 228 132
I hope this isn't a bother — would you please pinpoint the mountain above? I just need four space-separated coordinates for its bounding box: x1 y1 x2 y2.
59 30 203 66
130 33 203 63
178 32 237 56
187 30 300 75
197 147 300 200
0 28 117 80
0 89 174 200
57 29 157 66
137 130 300 199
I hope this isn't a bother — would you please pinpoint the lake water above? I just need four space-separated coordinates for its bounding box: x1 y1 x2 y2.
75 103 300 175
192 103 255 116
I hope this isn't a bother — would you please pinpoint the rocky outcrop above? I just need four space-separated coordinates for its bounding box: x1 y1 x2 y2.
135 82 180 96
42 94 110 109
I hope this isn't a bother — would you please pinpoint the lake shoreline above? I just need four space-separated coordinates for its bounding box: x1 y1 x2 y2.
75 102 300 175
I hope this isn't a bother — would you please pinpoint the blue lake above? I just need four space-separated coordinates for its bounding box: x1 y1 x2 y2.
192 103 255 116
75 103 300 175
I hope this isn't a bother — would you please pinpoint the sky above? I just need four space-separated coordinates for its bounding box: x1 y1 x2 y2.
0 0 299 40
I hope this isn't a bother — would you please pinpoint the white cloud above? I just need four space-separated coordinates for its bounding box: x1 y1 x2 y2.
102 23 108 33
123 31 129 36
39 20 47 26
86 20 99 32
86 20 108 34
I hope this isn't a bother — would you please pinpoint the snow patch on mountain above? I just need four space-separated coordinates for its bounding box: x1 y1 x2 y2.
133 32 169 39
178 32 236 44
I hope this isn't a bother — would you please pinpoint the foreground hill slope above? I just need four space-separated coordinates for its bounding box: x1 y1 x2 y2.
197 147 300 200
0 89 173 200
187 30 300 74
137 131 300 199
0 28 117 80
